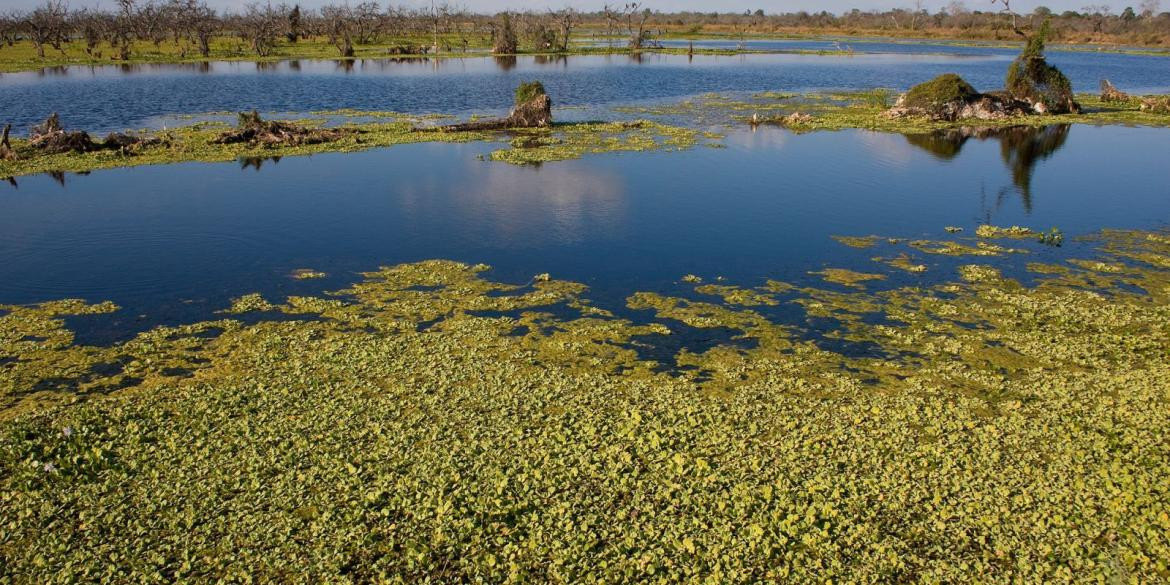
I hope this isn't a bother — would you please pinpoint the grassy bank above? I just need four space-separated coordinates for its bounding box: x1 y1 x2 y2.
0 37 832 74
3 31 1168 74
2 226 1168 581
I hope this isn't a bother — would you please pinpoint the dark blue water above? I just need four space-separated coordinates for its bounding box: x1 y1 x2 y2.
2 47 1169 133
2 124 1167 343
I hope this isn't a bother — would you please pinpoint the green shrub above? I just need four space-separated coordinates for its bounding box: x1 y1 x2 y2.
903 74 979 109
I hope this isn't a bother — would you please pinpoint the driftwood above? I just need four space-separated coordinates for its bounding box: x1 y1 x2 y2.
213 111 354 146
1100 79 1131 102
29 113 100 154
4 114 172 160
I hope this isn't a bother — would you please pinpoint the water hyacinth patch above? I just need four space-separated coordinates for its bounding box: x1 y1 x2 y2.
0 229 1168 582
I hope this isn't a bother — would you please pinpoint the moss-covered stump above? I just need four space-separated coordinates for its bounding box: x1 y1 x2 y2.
443 81 553 132
887 74 1032 122
1005 22 1080 114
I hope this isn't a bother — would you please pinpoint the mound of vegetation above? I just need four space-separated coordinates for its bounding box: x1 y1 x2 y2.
902 73 979 111
5 114 164 159
1005 22 1079 114
213 111 354 147
27 113 99 154
1100 79 1131 103
443 81 553 132
887 74 1032 122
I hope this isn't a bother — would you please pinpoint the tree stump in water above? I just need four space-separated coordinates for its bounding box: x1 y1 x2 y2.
28 113 100 154
0 124 16 161
440 81 553 132
1100 79 1131 102
213 111 354 146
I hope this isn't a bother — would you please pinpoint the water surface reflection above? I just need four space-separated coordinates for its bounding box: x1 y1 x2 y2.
905 125 1071 212
0 126 1166 339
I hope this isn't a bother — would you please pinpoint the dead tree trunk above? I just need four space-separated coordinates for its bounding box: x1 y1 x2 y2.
0 124 16 160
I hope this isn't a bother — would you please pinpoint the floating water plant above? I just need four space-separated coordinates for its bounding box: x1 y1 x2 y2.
2 228 1170 580
290 268 328 280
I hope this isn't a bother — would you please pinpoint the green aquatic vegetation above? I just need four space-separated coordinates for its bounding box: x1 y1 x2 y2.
488 121 716 165
224 293 279 314
945 226 964 233
1038 227 1065 246
0 115 715 178
831 234 882 249
811 268 887 288
290 268 328 280
958 264 1006 283
1068 259 1125 273
3 230 1170 581
624 91 1170 135
681 274 703 283
877 254 928 273
976 224 1037 239
908 239 1026 257
694 285 779 307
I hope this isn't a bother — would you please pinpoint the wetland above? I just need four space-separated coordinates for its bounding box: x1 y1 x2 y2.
1 36 1169 583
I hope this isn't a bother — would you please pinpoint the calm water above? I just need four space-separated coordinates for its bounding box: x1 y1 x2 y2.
2 46 1170 133
2 123 1168 343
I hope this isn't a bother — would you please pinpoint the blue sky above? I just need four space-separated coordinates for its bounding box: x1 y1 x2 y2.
1 0 1141 14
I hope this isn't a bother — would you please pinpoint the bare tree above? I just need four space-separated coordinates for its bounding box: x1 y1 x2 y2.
22 0 69 59
131 0 170 47
320 3 355 56
111 0 137 60
492 11 517 54
180 0 217 57
551 8 575 52
989 0 1022 33
72 8 109 56
622 3 651 49
237 2 282 57
284 4 300 42
602 3 618 48
1140 0 1162 18
0 13 18 48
